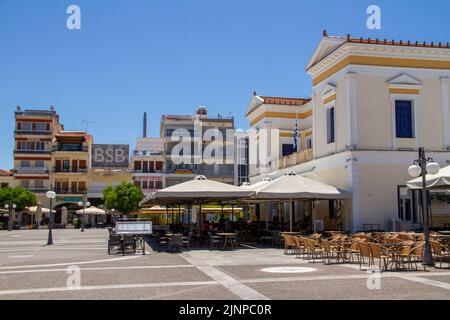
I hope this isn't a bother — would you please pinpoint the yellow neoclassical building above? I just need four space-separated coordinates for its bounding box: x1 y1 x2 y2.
248 33 450 232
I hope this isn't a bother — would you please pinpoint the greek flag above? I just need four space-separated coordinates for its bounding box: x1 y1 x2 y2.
293 121 298 151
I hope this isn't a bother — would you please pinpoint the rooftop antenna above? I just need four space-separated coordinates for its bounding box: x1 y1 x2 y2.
82 120 95 133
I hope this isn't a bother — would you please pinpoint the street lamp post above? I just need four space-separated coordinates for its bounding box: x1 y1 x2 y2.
46 191 56 245
4 203 17 232
78 200 90 232
408 147 440 266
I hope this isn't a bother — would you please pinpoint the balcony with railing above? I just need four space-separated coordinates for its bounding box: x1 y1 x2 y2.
14 129 52 136
276 149 313 170
54 167 88 173
52 145 89 152
54 188 88 195
15 167 49 175
14 149 52 154
24 188 49 194
132 169 164 174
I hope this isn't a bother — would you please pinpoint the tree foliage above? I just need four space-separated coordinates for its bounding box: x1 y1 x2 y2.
102 182 144 215
0 187 37 211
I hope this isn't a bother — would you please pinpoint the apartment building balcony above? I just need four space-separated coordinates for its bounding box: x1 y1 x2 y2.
277 149 313 170
53 167 88 173
15 167 49 175
54 188 87 195
14 129 52 136
14 149 52 155
132 169 164 174
51 145 89 153
25 188 49 194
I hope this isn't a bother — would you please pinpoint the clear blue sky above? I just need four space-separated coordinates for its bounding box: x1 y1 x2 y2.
1 0 449 169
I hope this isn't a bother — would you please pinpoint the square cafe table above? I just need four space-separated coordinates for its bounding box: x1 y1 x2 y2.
216 233 237 250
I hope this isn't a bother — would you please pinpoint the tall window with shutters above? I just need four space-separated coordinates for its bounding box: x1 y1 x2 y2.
395 100 414 138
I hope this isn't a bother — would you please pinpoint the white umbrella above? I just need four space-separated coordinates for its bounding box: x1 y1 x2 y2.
76 206 106 215
255 172 351 232
141 175 255 206
256 172 350 200
240 178 273 192
27 206 55 214
407 165 450 190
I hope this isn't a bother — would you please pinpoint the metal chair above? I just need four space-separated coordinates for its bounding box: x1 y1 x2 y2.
182 232 192 251
168 234 183 253
209 232 223 250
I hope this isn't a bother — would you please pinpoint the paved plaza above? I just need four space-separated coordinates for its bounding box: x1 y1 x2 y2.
0 229 449 300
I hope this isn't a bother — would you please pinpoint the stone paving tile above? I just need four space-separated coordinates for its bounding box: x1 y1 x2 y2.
246 277 450 300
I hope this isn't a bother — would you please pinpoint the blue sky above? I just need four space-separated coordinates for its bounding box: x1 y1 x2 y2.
0 0 449 169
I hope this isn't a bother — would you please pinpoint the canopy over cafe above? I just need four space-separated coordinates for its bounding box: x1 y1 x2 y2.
139 174 350 233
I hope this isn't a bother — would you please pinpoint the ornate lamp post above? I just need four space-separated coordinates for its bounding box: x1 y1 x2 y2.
46 191 56 245
78 200 90 232
5 203 17 232
408 147 440 266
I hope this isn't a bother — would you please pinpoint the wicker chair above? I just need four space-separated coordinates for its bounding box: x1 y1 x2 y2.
283 235 297 255
305 238 324 263
408 243 426 271
357 242 372 270
293 236 305 258
368 243 393 271
430 241 450 268
322 240 344 265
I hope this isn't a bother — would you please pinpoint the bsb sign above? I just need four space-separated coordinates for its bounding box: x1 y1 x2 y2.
91 144 129 168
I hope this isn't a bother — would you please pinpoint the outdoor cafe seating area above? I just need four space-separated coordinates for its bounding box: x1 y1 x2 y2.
280 231 450 271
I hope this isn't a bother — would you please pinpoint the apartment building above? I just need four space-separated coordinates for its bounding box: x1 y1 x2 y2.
161 107 235 186
13 107 63 204
12 107 132 214
0 170 13 188
131 137 165 196
248 33 450 232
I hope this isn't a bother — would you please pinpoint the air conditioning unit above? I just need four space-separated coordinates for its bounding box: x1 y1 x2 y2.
314 220 324 232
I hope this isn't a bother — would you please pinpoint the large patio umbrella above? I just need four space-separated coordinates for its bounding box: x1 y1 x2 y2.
141 175 255 206
27 205 55 226
140 175 255 229
407 165 450 190
75 206 106 215
255 172 351 231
